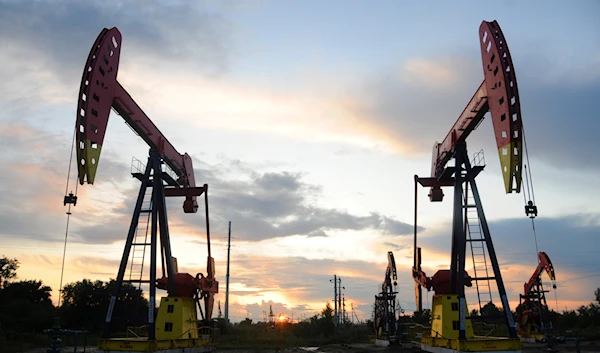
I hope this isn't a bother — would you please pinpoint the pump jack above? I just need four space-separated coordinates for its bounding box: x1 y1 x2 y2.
412 20 528 353
374 251 398 346
516 252 557 343
66 27 218 352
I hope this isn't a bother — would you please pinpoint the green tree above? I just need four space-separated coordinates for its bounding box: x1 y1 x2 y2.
412 308 431 325
239 318 253 326
321 301 334 319
0 280 55 332
318 302 335 337
61 279 148 332
0 255 19 288
480 301 501 317
595 287 600 303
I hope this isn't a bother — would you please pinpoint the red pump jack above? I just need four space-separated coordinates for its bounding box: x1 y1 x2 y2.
66 27 218 352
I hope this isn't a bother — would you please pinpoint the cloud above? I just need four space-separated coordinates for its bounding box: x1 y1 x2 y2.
400 57 473 89
177 160 416 241
518 79 600 170
383 242 405 251
350 45 600 170
413 213 600 311
0 1 237 139
0 118 145 247
0 1 480 159
9 203 599 317
2 1 598 321
0 121 415 244
0 0 234 81
416 213 600 271
339 56 485 156
0 121 82 242
1 1 598 175
209 255 389 321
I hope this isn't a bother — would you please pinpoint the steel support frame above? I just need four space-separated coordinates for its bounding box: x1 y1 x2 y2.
413 143 518 340
102 150 178 339
521 278 552 334
374 286 398 339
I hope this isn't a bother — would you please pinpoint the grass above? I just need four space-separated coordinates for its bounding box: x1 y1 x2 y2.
0 330 100 353
215 323 372 350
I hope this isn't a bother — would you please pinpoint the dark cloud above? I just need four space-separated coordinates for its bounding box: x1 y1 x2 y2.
354 56 485 155
415 213 600 307
417 214 600 270
518 80 600 170
70 214 132 245
383 242 405 252
0 119 135 244
176 160 416 241
487 215 600 270
353 48 598 171
0 214 66 243
0 0 234 81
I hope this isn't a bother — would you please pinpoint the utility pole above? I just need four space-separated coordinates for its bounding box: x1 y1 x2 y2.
330 275 338 330
224 221 232 327
338 278 342 329
342 291 346 324
352 303 359 324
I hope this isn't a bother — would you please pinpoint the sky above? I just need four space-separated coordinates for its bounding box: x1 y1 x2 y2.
1 0 600 325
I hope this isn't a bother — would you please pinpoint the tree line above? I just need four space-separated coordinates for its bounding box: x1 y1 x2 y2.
0 256 149 351
1 254 600 350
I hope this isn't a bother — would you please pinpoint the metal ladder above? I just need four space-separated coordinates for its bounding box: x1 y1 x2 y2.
127 171 153 286
465 193 493 312
464 151 493 313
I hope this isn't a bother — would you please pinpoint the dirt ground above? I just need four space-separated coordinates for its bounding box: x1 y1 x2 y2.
213 342 600 353
216 342 600 353
22 341 600 353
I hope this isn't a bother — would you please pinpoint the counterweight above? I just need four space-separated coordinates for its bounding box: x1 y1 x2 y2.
75 27 199 213
429 21 523 202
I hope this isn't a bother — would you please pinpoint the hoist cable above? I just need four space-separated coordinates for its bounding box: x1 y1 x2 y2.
522 125 537 206
554 284 559 312
521 126 540 256
524 165 533 207
64 126 77 197
57 207 72 308
531 218 540 259
522 125 561 313
57 128 78 310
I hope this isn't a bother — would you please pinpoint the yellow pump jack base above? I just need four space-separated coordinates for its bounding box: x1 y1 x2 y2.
98 297 218 353
518 335 545 344
518 330 547 344
420 295 521 353
517 320 547 343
